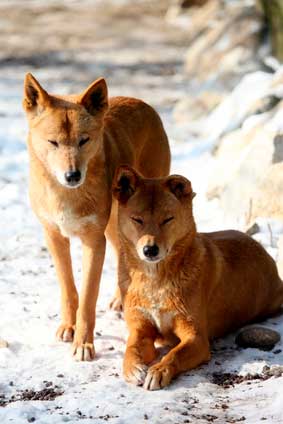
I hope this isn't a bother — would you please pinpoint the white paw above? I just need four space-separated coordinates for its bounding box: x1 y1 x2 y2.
72 342 95 361
56 325 75 342
124 363 148 386
143 363 173 390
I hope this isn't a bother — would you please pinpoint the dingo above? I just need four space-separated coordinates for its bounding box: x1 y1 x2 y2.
23 74 170 361
113 166 283 390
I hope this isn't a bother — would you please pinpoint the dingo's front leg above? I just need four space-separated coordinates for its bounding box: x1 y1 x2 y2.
105 201 123 312
109 251 131 311
144 318 210 390
72 229 106 361
123 312 158 386
44 225 78 342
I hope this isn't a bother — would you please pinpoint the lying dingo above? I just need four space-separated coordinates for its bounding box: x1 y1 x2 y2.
23 75 170 361
112 166 283 390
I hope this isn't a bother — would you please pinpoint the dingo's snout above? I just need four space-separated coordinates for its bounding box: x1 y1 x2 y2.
56 167 85 189
143 244 159 260
65 170 82 186
137 236 164 263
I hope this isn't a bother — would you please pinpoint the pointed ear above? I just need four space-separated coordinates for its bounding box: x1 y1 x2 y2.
165 175 196 200
23 73 50 114
112 166 141 204
79 78 108 115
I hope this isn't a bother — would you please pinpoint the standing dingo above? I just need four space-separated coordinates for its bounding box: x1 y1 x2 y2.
23 74 170 361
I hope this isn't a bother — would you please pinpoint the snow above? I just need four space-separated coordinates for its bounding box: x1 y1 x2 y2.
0 1 283 423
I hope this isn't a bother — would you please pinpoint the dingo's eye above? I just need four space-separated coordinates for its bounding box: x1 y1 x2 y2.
161 216 174 226
131 217 143 225
79 137 90 147
48 140 58 148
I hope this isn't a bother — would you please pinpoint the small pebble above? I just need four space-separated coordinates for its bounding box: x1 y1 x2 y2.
235 326 280 351
273 349 282 354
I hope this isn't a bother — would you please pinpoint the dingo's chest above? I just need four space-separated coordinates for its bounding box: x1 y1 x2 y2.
39 208 97 237
137 306 177 335
128 282 178 335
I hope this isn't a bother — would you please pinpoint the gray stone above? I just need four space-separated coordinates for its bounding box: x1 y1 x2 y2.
235 326 281 351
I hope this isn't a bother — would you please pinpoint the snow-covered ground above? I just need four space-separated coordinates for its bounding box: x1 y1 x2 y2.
0 1 283 423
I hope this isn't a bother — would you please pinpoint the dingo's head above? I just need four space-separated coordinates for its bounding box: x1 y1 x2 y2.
23 73 108 188
113 166 196 264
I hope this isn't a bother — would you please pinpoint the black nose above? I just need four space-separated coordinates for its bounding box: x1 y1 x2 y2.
64 170 81 183
143 244 159 258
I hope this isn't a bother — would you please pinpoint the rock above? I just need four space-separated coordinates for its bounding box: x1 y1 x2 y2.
249 163 283 223
170 0 266 132
173 90 223 123
240 95 281 125
206 65 283 226
235 326 281 351
204 71 273 141
184 1 263 83
207 111 276 224
0 338 9 348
